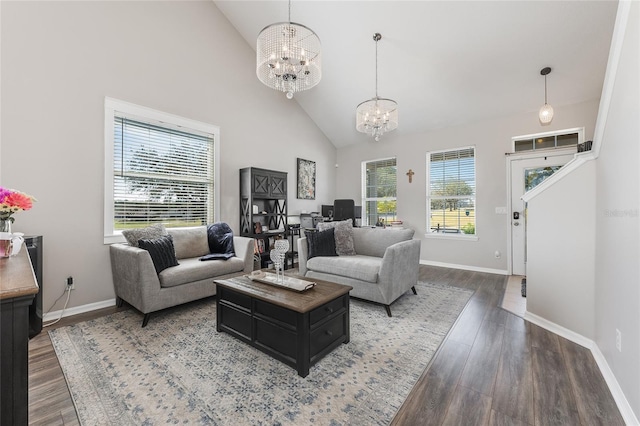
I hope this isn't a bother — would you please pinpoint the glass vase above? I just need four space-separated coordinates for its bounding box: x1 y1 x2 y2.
0 218 12 258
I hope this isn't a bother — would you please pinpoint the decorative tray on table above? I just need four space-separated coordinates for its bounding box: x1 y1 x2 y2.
246 271 316 292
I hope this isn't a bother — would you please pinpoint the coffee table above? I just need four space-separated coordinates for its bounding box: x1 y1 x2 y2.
214 273 352 377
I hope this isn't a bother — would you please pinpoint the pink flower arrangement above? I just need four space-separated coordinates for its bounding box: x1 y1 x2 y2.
0 186 36 222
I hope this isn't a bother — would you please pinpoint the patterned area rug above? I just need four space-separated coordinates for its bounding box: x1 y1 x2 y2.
50 282 473 425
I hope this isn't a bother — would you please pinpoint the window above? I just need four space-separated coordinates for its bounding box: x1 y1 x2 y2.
427 147 476 237
104 98 220 243
361 158 397 226
513 128 583 152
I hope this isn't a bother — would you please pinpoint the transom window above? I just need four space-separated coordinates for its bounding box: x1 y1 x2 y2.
361 157 397 226
104 98 220 243
513 128 583 152
426 147 476 236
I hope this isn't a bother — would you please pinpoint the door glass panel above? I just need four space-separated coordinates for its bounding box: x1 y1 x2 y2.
524 166 563 191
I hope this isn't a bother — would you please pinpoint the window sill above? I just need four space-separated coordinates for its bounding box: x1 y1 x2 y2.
104 234 126 245
424 233 478 241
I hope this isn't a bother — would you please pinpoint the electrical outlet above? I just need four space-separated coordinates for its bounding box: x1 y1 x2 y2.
616 329 622 352
66 276 75 290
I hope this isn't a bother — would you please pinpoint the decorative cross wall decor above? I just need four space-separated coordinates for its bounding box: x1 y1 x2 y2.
406 169 415 183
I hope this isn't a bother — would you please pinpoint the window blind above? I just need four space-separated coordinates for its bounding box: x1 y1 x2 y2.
365 158 397 198
362 157 397 226
113 117 214 229
427 147 476 234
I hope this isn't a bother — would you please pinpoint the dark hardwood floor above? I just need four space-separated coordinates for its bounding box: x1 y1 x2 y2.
28 265 625 425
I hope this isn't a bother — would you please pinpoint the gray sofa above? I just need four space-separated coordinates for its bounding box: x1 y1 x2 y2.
298 227 421 316
110 226 254 326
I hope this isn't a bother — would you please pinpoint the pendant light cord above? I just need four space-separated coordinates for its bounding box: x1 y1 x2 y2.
288 0 291 23
375 36 379 98
544 74 548 104
373 33 382 98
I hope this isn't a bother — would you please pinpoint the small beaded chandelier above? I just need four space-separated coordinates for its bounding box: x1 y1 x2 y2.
256 0 322 99
356 33 398 141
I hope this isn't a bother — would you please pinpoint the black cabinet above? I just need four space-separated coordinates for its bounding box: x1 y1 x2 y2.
240 167 288 234
216 284 350 377
0 249 38 425
26 235 43 338
250 169 286 199
240 168 288 267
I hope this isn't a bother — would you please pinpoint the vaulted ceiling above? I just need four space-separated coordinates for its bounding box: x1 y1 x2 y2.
214 1 618 148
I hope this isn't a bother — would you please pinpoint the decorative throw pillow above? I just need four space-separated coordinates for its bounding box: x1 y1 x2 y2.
138 234 179 274
305 228 338 259
206 222 236 257
317 219 356 256
200 231 235 261
122 223 167 247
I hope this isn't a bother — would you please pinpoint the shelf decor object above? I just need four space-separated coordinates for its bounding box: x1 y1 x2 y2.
256 0 322 99
270 239 290 283
356 33 398 142
296 158 316 200
539 67 554 124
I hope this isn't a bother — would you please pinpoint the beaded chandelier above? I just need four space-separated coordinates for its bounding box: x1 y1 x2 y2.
256 1 321 99
356 33 398 141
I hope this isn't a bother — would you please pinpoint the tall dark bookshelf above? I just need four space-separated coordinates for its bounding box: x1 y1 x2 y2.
239 167 288 267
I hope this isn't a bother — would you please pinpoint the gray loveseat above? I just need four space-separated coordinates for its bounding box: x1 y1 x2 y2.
298 226 421 316
110 226 254 326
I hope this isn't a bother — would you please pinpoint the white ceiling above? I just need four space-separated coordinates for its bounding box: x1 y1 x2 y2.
214 1 618 148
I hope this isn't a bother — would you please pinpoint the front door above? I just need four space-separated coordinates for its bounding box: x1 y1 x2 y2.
510 152 574 276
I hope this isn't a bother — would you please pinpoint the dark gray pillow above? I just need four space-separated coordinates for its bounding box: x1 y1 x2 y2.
138 234 179 274
206 222 235 257
305 228 338 259
317 219 356 255
122 223 167 247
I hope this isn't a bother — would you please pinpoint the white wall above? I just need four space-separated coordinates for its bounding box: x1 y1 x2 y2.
0 1 336 311
526 160 596 339
336 100 599 272
595 0 640 416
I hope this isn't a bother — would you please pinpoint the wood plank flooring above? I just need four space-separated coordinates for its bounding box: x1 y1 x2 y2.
391 266 625 426
27 265 625 425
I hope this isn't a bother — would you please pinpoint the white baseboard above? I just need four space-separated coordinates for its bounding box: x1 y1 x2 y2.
524 311 639 425
419 259 508 276
43 298 116 323
590 344 640 425
524 311 593 349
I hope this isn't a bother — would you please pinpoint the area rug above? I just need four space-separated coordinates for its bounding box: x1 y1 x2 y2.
50 281 473 425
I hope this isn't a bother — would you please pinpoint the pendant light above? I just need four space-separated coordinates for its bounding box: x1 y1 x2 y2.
356 33 398 141
256 0 322 99
539 67 554 124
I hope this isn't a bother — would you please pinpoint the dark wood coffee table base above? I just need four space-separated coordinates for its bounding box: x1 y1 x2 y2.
215 275 352 377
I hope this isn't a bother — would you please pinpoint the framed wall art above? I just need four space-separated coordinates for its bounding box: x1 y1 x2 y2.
296 158 316 200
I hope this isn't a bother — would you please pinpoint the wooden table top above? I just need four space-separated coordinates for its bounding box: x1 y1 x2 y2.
0 248 38 300
215 273 352 313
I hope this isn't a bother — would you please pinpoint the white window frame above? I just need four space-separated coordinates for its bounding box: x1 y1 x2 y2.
361 157 397 227
511 127 584 152
104 97 220 244
426 146 478 241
